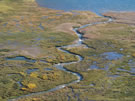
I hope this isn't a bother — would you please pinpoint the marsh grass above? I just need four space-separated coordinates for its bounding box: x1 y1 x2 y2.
1 0 135 100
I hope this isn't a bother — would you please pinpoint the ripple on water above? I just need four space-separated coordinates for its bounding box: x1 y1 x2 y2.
101 52 123 61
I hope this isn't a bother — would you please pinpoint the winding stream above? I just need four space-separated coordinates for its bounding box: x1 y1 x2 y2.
9 17 112 101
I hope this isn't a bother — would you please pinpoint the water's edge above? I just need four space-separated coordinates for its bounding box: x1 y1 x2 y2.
36 0 135 15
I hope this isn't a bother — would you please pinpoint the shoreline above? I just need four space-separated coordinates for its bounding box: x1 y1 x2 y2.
35 0 103 17
35 0 135 17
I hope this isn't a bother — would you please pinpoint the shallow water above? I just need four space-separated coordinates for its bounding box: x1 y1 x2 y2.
37 0 135 14
6 56 36 63
89 61 111 71
101 52 123 61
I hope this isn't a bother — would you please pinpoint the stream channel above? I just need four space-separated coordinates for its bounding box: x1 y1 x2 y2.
9 17 112 101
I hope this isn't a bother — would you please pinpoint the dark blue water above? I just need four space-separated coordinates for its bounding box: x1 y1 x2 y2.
37 0 135 14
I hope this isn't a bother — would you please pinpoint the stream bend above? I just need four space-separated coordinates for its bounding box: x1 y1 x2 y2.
9 18 112 101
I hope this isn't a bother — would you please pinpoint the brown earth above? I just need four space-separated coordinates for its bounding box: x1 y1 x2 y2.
103 12 135 25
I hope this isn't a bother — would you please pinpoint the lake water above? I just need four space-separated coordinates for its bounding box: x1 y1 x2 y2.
37 0 135 14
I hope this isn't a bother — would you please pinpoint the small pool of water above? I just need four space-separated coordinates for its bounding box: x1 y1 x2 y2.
101 52 123 61
6 56 36 63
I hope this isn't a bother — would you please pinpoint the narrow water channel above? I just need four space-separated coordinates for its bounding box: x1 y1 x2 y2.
9 17 112 101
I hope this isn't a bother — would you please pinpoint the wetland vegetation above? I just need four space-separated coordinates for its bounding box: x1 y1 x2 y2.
0 0 135 101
